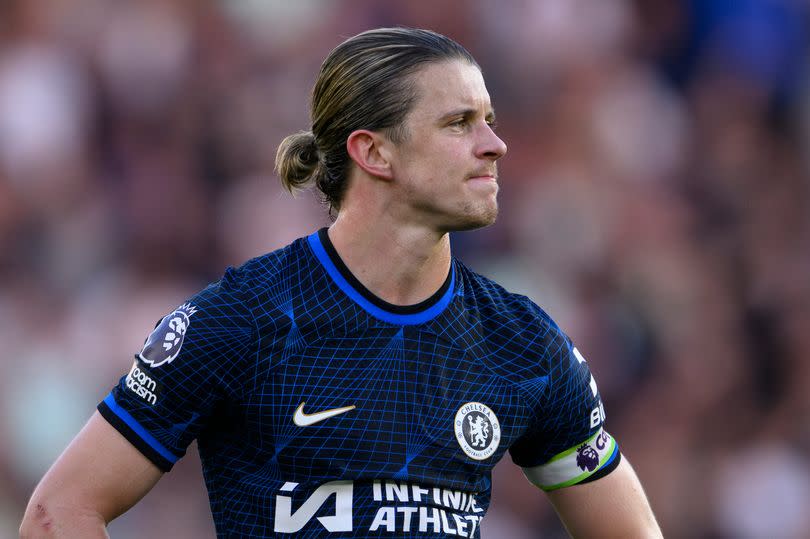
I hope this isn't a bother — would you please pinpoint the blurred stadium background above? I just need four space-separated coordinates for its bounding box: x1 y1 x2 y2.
1 1 809 537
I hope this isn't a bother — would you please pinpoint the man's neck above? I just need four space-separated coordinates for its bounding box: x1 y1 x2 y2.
327 216 452 307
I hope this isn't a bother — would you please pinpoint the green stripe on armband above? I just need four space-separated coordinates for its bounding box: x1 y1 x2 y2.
521 428 618 491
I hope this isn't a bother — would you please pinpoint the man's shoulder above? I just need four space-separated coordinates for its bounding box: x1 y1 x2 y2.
224 235 312 292
452 261 573 381
190 235 314 321
452 260 569 360
454 261 556 330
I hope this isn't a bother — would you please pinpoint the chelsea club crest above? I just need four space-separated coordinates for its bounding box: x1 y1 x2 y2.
455 402 500 460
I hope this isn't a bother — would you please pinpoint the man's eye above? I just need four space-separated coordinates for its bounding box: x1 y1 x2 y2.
450 119 468 128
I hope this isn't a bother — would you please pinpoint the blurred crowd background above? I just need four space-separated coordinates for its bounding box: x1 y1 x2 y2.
1 0 809 537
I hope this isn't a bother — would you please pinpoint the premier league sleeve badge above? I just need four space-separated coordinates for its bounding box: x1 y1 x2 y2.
138 303 198 367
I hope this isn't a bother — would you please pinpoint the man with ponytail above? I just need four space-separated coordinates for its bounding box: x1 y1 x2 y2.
22 27 661 538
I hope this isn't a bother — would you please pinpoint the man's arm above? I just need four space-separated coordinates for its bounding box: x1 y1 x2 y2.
545 456 662 538
20 411 163 538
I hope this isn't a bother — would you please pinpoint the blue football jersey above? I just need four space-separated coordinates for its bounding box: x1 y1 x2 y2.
99 229 620 538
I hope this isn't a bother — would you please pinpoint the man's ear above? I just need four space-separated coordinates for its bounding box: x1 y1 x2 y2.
346 130 394 181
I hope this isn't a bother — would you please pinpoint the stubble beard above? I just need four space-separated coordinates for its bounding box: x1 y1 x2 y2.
447 198 498 232
404 177 499 233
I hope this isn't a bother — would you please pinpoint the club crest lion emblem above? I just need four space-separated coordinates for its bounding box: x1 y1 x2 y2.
467 414 490 448
454 402 500 460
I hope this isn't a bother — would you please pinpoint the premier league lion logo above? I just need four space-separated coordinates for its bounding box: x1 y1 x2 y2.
138 303 197 367
576 443 600 472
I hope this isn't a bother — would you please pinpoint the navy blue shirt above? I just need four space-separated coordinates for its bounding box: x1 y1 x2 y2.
99 229 619 538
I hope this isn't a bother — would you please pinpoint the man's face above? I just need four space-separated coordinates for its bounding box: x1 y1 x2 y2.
386 59 507 232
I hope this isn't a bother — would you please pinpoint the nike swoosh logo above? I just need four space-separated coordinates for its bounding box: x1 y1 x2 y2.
293 402 356 426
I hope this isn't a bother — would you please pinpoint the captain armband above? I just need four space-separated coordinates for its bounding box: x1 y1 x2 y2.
521 427 621 491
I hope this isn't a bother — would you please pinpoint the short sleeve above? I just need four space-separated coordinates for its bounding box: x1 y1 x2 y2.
509 330 620 491
98 267 254 471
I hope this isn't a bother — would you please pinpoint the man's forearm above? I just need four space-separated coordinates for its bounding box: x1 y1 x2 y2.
546 457 662 538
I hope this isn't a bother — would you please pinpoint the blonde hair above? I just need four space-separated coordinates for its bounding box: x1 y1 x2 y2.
275 27 478 213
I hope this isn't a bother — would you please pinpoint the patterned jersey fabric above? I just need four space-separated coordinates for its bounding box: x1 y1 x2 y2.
99 229 620 538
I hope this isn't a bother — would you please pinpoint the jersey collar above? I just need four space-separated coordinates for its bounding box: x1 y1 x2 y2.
307 228 455 325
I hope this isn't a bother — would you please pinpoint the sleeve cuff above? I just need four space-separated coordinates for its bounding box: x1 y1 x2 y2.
97 393 179 472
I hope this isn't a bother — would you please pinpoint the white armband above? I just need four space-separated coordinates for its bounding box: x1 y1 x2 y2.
521 427 618 491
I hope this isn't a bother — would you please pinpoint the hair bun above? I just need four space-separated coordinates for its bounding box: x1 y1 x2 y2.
275 131 321 192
